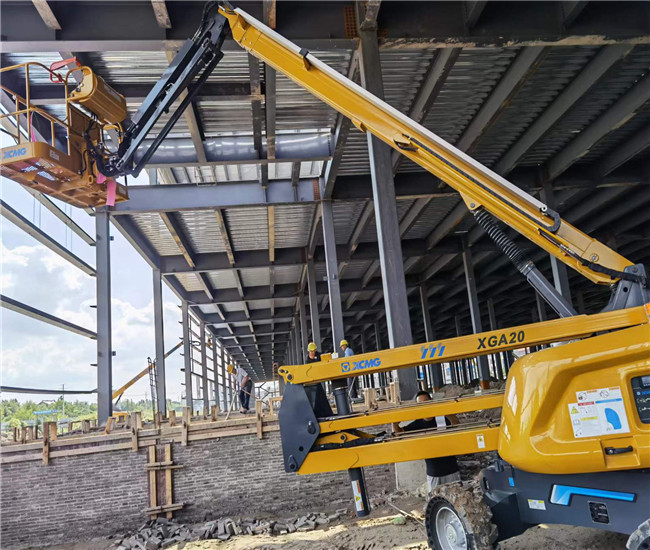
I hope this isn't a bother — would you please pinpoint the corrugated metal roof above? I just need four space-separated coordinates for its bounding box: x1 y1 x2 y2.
206 271 238 288
174 272 204 292
341 259 374 279
578 102 650 164
225 207 269 251
358 199 414 243
427 48 519 145
131 213 181 256
239 268 270 288
273 265 303 285
404 196 464 240
472 46 599 167
332 201 367 244
274 204 317 248
177 210 227 254
523 45 650 165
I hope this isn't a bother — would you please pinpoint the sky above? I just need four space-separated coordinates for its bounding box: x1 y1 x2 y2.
1 171 190 407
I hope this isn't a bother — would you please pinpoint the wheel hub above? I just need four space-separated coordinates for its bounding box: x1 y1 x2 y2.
445 524 458 545
435 506 468 550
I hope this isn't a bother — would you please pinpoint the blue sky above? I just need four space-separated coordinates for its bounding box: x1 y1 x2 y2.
1 172 189 406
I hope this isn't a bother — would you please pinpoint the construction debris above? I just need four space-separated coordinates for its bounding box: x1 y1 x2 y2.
115 510 349 549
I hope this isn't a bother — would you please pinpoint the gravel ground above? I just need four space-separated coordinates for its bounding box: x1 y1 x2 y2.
27 496 628 550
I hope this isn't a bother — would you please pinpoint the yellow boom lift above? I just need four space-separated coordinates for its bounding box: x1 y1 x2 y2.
0 59 129 207
2 3 648 548
111 341 183 409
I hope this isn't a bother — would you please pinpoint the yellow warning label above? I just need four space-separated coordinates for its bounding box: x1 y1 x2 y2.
571 406 578 414
351 480 364 511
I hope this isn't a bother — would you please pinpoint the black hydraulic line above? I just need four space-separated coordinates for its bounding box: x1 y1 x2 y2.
473 209 577 318
91 2 228 178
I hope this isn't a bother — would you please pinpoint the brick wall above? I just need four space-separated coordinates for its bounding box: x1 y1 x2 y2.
1 448 149 548
172 432 395 523
0 431 395 549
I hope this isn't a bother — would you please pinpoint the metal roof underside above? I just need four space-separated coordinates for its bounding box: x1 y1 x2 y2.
3 1 648 381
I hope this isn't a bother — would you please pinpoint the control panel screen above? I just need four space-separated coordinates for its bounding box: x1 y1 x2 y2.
631 376 650 424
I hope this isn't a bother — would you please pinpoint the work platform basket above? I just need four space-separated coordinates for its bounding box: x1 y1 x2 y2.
0 61 128 208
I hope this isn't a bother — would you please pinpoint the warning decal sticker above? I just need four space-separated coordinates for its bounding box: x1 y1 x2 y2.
351 480 364 512
568 386 630 439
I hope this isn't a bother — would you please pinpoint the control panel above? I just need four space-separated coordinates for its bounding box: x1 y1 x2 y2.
631 375 650 424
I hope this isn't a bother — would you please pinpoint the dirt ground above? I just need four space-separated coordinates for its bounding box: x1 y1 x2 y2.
29 496 628 550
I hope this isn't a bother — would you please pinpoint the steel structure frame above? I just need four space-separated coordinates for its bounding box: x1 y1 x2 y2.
2 0 649 406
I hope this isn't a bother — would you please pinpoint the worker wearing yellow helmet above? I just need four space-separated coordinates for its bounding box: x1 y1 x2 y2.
340 339 354 358
305 342 321 364
340 338 358 398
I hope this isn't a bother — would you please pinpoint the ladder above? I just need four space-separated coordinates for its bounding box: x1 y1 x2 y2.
148 357 158 413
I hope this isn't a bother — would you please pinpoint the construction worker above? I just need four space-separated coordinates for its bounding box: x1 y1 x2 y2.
392 390 460 492
340 339 358 398
234 365 253 414
305 342 321 364
340 339 354 358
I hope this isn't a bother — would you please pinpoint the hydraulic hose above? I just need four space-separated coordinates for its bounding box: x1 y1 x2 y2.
473 208 532 275
472 208 577 318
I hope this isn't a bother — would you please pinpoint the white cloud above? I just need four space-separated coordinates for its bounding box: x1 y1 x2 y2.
1 239 186 405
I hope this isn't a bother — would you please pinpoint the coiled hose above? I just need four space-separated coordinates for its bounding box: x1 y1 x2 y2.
473 208 531 274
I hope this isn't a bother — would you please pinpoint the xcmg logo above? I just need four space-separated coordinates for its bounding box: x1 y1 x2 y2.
341 357 381 373
2 147 27 160
420 343 446 360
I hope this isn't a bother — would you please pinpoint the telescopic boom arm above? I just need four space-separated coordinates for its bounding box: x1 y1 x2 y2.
94 2 646 314
215 4 646 313
93 3 229 178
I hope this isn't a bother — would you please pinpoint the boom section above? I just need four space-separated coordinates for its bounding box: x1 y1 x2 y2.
219 6 633 286
278 305 650 385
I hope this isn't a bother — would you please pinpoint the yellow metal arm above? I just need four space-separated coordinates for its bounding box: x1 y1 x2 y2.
219 6 634 285
301 423 500 474
318 392 504 433
279 305 649 384
112 341 183 400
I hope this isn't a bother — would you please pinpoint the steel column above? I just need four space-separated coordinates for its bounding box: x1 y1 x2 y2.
420 283 443 391
461 239 490 387
375 323 387 388
152 268 167 415
358 15 418 401
294 325 302 364
182 301 193 409
221 344 228 409
321 200 345 355
95 211 112 425
487 298 504 380
299 294 309 352
212 336 219 408
228 354 234 407
200 322 209 411
306 259 322 349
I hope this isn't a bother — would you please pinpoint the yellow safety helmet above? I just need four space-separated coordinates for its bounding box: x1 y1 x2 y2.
227 364 235 374
340 339 349 347
307 342 317 352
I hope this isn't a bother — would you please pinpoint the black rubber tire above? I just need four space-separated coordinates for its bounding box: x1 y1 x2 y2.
425 480 498 550
627 519 650 550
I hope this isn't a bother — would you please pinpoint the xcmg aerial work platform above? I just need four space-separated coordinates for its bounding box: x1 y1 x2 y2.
1 3 648 549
